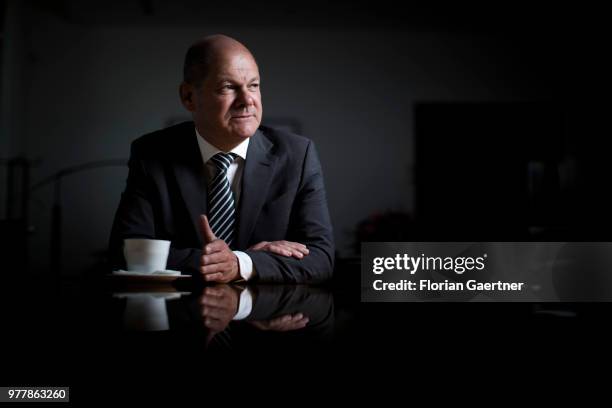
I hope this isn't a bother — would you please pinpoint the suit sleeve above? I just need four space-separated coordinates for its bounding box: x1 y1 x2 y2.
246 285 334 331
108 141 202 272
245 141 335 283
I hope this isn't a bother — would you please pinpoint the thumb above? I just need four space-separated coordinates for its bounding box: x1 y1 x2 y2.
200 215 216 244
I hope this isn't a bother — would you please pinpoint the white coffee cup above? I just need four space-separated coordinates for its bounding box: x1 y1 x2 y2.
123 238 171 273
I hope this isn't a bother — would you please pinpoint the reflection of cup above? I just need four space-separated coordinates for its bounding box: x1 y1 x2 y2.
123 295 170 331
123 239 170 273
114 292 186 332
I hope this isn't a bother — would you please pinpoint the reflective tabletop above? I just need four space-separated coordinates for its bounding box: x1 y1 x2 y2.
3 272 611 399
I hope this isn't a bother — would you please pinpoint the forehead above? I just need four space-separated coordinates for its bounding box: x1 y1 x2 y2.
207 51 260 82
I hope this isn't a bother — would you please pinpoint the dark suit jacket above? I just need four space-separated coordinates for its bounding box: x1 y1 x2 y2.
109 121 334 283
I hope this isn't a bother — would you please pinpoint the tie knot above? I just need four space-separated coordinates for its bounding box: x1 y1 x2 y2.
210 152 236 172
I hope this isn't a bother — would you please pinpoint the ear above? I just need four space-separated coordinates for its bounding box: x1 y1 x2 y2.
179 82 196 112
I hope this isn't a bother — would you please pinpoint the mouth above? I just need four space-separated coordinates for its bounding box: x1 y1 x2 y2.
230 114 254 121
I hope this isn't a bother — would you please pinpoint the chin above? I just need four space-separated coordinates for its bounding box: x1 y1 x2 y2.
231 125 258 139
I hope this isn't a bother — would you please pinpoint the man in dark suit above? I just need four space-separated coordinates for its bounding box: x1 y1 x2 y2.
109 34 334 283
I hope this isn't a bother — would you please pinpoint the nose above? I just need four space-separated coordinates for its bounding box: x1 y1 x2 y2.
234 87 255 110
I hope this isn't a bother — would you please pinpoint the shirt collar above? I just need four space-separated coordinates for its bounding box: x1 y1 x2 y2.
195 126 249 164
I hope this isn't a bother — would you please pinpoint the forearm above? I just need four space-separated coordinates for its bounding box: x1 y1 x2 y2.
170 247 254 280
245 243 334 284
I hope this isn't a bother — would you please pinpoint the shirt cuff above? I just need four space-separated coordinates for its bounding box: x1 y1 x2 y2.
234 250 256 281
233 287 253 320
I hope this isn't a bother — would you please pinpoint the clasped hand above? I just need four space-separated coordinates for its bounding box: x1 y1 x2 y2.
199 215 310 283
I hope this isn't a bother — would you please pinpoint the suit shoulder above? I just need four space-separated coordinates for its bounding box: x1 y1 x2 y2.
130 121 194 153
258 125 312 152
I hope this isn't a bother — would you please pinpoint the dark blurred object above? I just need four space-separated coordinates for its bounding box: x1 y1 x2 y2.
353 211 414 253
1 157 35 273
552 243 612 302
414 102 610 240
0 218 27 273
30 159 126 280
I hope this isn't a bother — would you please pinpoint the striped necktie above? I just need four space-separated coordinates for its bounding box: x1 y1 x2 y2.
207 152 237 246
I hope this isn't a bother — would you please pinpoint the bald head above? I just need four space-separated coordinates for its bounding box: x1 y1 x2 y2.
183 34 256 85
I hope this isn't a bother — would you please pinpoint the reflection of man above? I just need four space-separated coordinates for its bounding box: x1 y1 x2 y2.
198 285 310 338
193 284 334 349
109 35 334 283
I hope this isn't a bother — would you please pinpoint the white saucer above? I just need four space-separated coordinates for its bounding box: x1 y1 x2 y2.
113 292 190 299
112 270 182 277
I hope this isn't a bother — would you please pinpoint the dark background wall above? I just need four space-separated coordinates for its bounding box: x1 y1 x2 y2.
1 1 608 277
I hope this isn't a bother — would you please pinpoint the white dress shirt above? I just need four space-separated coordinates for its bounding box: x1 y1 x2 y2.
195 128 255 319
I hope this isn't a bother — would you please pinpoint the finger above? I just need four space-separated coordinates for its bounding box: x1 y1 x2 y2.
202 251 231 266
249 241 269 250
201 293 231 307
204 272 224 282
289 248 305 259
282 241 310 254
200 215 216 244
278 246 305 259
271 314 292 324
204 239 228 254
292 318 309 328
274 244 305 259
204 286 228 297
268 244 296 257
204 317 225 332
201 264 224 274
201 262 230 275
202 306 230 320
200 296 224 308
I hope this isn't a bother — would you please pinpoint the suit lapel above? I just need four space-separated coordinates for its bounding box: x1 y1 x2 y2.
171 124 208 247
236 129 276 249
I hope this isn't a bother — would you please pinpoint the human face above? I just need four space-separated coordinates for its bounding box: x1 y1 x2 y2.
187 51 262 149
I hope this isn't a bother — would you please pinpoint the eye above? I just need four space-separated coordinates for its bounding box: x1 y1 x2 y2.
249 83 260 89
217 84 235 93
